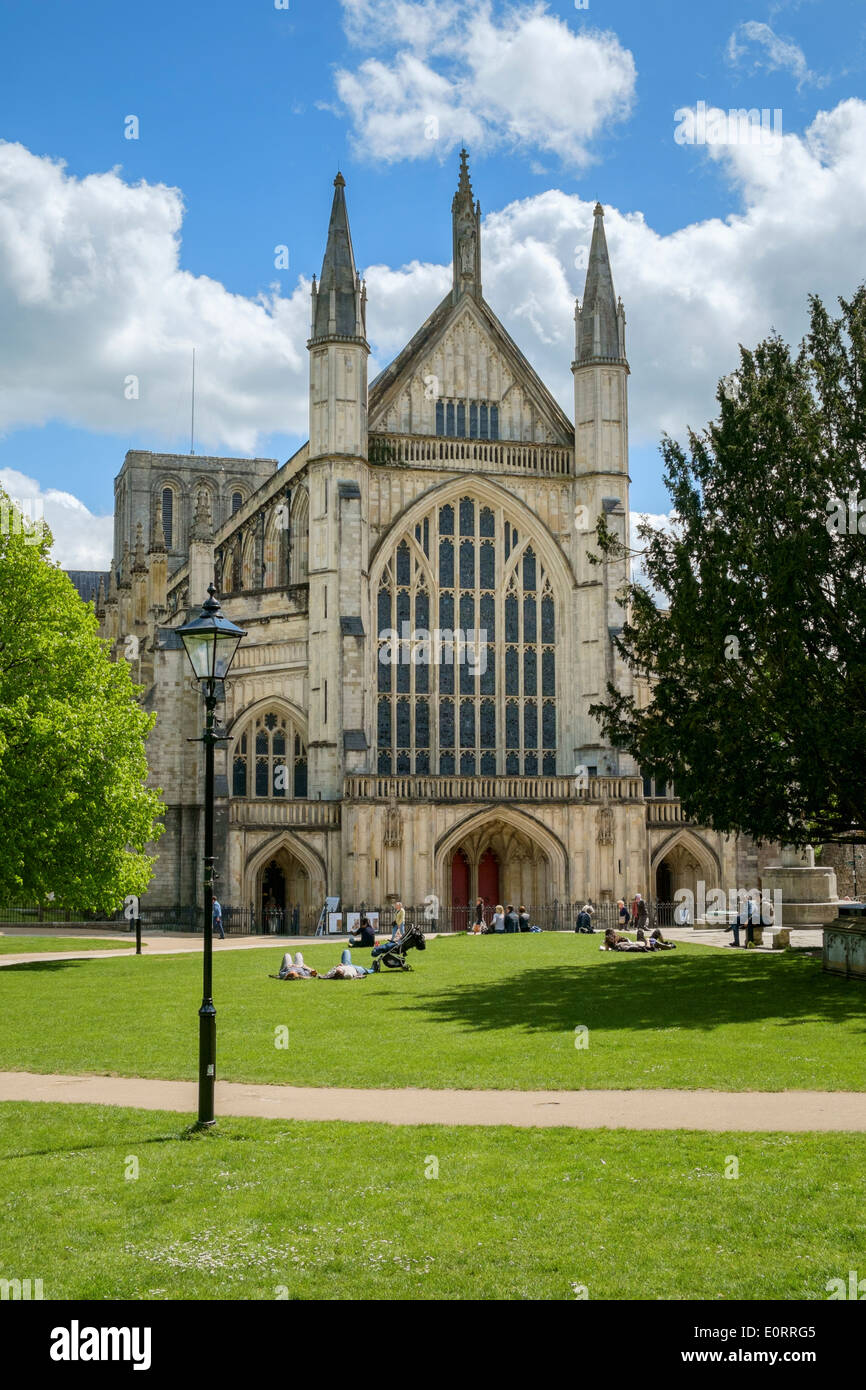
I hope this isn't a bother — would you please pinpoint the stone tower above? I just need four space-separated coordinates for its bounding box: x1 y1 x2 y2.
571 202 634 774
306 173 371 798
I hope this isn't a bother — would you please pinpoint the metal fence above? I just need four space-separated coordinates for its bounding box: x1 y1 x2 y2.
0 899 682 936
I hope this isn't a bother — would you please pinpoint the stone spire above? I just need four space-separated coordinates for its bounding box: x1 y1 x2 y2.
310 172 366 342
95 575 106 616
452 147 481 304
575 203 627 365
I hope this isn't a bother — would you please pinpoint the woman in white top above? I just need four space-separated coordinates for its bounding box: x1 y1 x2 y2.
492 904 505 933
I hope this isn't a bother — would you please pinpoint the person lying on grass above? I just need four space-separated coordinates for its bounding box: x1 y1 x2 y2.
600 928 677 953
274 951 318 979
320 949 373 980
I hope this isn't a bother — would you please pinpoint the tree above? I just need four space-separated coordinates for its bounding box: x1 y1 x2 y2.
591 287 866 847
0 493 163 910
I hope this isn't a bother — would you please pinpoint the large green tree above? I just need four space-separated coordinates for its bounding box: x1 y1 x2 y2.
592 287 866 846
0 494 163 909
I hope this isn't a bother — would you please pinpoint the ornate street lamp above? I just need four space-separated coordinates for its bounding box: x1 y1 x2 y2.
177 584 246 1126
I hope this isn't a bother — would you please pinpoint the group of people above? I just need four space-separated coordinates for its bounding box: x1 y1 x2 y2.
470 900 539 934
276 948 372 980
274 901 415 979
574 894 649 935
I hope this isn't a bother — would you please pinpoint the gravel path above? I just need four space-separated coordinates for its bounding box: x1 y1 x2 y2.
0 1070 862 1130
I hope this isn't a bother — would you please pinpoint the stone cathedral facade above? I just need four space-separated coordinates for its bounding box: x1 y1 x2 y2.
90 153 764 923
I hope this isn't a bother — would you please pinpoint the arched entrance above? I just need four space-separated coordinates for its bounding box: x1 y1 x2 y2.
440 810 567 915
256 848 311 933
651 831 720 923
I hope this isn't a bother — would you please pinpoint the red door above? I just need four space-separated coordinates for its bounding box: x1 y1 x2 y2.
451 849 470 907
478 848 500 909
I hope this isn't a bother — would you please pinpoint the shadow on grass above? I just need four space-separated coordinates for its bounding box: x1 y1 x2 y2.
404 950 866 1036
0 959 96 973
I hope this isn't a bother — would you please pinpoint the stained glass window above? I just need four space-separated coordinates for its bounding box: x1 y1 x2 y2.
374 499 557 774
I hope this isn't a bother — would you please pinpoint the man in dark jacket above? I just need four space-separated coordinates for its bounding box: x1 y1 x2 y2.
575 905 593 933
503 905 520 933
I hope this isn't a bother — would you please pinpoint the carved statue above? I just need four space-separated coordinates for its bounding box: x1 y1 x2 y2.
459 228 475 276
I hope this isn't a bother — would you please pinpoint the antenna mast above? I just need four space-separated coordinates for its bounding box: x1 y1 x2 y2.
190 348 196 455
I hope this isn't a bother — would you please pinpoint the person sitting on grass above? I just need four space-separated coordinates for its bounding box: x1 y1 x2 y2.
601 928 629 950
349 915 376 949
275 951 318 979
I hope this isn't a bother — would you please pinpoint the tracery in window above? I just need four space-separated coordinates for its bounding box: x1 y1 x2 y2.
232 711 307 798
376 498 557 775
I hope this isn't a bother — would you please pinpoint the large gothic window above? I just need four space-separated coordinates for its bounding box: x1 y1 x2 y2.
232 711 308 798
376 498 557 776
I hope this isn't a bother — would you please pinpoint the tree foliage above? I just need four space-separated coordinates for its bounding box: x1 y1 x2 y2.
0 494 163 909
592 288 866 846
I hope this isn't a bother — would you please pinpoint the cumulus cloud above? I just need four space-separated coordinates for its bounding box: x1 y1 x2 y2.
335 0 637 167
0 467 114 569
726 20 825 90
0 141 311 453
4 98 866 563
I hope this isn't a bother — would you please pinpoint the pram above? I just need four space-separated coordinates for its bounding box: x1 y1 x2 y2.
370 921 427 972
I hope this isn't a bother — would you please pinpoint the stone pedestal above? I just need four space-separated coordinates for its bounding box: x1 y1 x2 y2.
759 845 838 933
824 905 866 980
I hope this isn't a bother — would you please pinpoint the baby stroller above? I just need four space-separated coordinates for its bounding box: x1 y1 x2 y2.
371 921 427 972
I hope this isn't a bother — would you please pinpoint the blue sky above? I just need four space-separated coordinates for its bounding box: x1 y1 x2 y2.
0 0 864 563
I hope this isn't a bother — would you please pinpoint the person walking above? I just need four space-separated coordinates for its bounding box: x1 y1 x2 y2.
212 898 225 940
391 901 406 942
472 897 484 935
504 904 520 933
617 898 630 929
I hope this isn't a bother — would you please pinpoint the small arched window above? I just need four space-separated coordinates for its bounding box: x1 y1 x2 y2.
232 712 308 798
231 491 243 515
161 487 174 549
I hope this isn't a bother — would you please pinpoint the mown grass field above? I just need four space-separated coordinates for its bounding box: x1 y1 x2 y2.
0 936 134 954
1 933 863 1091
1 1101 863 1301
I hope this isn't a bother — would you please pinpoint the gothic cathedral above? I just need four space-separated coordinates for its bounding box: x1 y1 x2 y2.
89 152 760 924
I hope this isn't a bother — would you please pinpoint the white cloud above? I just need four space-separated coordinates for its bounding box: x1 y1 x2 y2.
335 0 637 167
726 20 825 90
4 98 866 560
0 467 114 568
0 141 311 454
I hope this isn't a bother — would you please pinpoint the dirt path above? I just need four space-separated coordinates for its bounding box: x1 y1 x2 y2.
0 1070 863 1131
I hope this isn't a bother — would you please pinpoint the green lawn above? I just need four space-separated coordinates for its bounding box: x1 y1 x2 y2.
0 936 134 954
0 1101 862 1300
1 933 864 1091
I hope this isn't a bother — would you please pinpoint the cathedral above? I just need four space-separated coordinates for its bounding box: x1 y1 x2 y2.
83 152 765 927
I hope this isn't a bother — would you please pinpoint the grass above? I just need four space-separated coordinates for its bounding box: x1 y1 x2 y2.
0 936 134 954
0 933 864 1091
0 1100 863 1300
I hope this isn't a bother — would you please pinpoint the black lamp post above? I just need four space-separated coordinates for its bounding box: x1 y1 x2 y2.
177 584 246 1126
